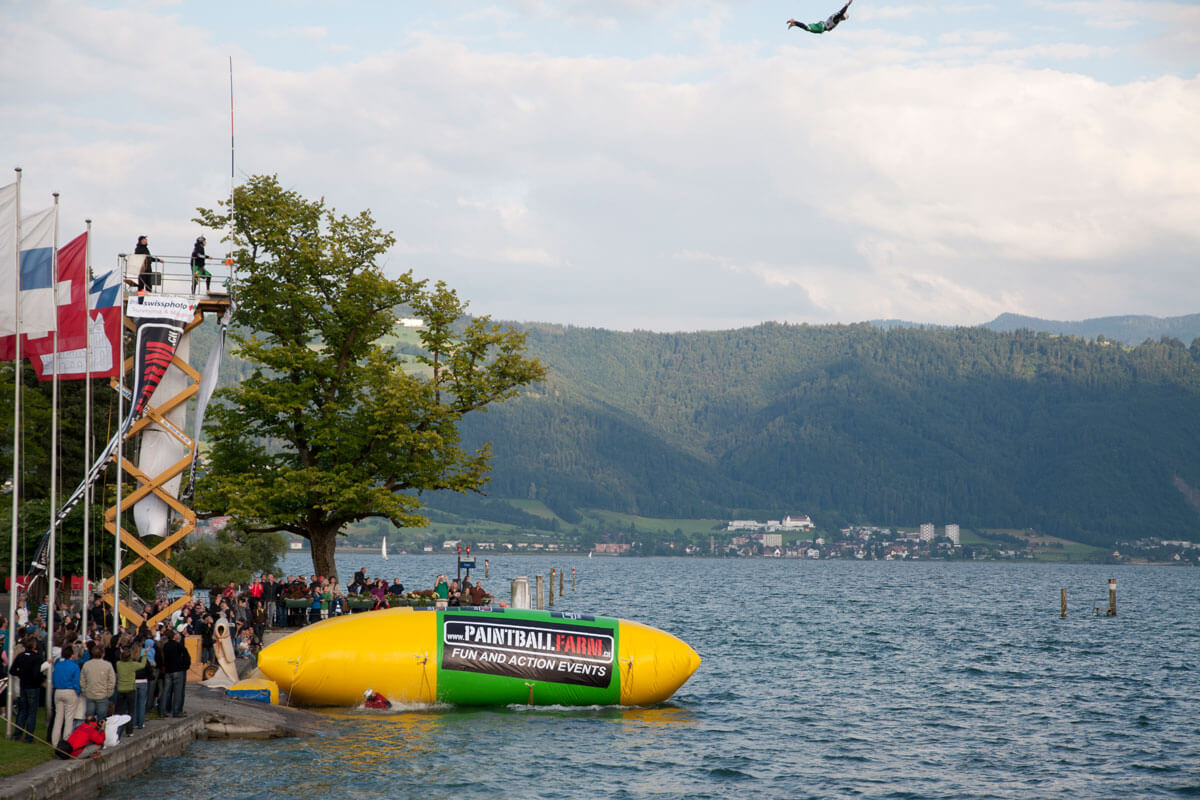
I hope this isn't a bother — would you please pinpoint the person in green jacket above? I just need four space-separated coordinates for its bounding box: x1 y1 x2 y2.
788 0 853 34
114 647 147 738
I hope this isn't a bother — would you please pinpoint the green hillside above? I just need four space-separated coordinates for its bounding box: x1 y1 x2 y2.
442 323 1200 547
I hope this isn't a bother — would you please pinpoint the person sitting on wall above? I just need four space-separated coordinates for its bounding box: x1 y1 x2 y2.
56 716 105 760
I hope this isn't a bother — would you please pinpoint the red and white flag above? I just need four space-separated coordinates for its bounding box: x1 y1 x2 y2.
29 265 122 381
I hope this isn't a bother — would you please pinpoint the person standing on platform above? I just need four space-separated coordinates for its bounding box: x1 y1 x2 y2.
190 235 216 293
134 235 162 299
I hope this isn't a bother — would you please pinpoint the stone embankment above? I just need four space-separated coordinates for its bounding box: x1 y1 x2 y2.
0 685 327 800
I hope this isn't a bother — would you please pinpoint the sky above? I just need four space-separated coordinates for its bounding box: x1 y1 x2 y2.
2 0 1198 332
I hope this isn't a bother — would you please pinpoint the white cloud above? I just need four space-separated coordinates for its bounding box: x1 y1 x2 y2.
4 1 1198 331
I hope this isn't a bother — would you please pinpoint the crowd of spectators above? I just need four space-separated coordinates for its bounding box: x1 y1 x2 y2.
2 568 492 755
2 590 194 756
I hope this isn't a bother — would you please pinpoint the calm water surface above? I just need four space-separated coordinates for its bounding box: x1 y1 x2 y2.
107 556 1200 799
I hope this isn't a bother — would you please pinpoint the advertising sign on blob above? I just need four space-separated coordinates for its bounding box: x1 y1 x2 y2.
441 613 615 688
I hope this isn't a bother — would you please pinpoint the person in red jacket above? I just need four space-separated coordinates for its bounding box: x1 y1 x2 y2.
58 717 106 759
362 689 391 710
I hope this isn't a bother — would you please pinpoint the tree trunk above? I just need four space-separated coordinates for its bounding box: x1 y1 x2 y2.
309 528 340 584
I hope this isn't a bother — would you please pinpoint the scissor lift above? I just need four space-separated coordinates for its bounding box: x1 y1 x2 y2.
99 254 231 627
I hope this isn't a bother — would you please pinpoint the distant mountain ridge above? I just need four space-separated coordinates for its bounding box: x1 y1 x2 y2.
871 313 1200 346
981 313 1200 345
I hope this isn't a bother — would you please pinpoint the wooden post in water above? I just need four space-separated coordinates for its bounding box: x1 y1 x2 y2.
572 567 575 592
559 567 564 595
548 569 555 606
1060 588 1067 618
1107 578 1116 617
485 559 489 578
536 574 544 609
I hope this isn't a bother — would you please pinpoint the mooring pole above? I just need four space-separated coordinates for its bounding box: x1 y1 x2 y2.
559 567 564 596
572 567 575 592
536 574 544 610
1060 588 1067 618
1107 578 1117 617
548 569 555 606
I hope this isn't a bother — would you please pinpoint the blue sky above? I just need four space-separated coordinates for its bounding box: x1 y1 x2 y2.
3 0 1198 331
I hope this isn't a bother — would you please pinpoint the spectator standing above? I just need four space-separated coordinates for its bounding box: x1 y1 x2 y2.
262 575 278 629
80 644 115 723
159 630 191 718
10 637 45 742
50 646 83 746
113 647 145 737
134 638 155 730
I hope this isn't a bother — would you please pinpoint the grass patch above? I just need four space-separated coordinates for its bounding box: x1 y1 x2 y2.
582 510 725 536
503 499 565 521
0 708 57 777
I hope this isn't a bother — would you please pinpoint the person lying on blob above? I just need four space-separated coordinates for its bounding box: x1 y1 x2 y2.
362 689 392 710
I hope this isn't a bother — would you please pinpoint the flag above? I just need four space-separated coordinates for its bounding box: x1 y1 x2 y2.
16 207 56 333
0 181 18 339
0 205 57 356
19 232 89 357
29 268 122 381
90 268 124 311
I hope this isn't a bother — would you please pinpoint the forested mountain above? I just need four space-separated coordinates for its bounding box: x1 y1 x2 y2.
444 323 1200 547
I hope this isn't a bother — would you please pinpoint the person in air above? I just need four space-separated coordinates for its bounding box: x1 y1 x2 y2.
788 0 852 34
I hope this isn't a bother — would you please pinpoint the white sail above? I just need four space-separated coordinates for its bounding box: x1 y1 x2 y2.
381 537 388 560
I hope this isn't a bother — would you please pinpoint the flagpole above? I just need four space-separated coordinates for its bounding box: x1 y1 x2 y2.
229 56 237 285
82 219 91 625
113 256 125 636
6 166 22 740
45 193 59 715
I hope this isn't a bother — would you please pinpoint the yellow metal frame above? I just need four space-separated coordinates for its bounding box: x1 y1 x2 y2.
100 298 229 627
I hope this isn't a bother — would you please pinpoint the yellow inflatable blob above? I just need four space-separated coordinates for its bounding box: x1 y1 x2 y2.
258 607 700 708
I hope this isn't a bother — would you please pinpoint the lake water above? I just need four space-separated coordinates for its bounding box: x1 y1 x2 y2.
106 555 1199 799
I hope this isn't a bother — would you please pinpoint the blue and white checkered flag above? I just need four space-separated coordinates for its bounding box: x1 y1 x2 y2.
89 269 123 310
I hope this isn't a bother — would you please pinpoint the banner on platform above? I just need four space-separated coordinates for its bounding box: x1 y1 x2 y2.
125 294 196 323
132 317 186 415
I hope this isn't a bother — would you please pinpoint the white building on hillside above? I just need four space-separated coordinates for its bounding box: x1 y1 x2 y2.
945 524 960 545
782 515 814 530
919 523 936 542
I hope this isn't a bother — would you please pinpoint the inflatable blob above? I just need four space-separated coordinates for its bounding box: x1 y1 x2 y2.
257 607 700 708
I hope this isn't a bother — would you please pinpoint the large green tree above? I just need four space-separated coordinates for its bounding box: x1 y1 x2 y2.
193 175 546 580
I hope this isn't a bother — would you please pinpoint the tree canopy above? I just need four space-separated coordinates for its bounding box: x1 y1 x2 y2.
193 175 546 579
